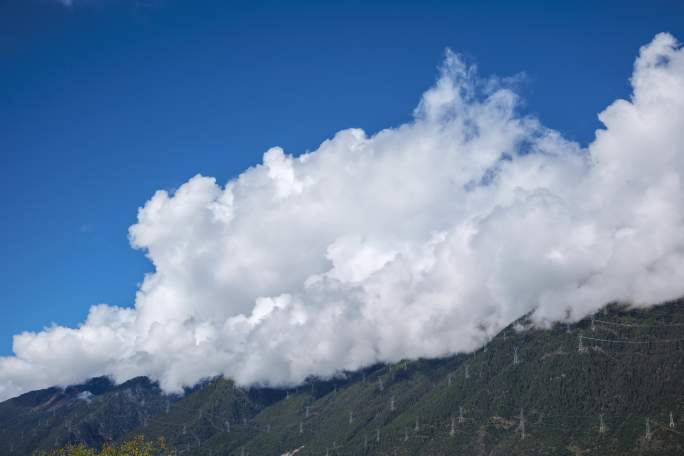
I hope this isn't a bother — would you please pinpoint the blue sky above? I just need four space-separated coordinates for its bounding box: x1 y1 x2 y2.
1 0 683 357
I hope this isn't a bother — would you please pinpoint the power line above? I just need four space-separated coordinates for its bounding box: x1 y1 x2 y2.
594 319 684 328
582 335 684 344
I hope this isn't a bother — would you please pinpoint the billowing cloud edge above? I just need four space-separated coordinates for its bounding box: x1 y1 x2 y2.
1 33 683 401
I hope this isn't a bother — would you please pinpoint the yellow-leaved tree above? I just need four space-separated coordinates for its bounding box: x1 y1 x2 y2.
33 436 172 456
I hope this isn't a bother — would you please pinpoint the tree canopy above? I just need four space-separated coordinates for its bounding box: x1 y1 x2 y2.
34 436 170 456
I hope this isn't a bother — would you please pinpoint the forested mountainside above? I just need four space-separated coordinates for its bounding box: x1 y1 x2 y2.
2 299 684 455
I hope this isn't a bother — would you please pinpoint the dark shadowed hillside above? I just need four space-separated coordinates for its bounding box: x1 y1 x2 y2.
0 376 171 453
3 300 684 455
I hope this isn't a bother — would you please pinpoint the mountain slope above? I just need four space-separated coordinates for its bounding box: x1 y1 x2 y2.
2 299 684 455
0 376 171 454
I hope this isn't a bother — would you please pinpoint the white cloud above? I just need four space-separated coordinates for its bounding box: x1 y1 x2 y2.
1 34 684 401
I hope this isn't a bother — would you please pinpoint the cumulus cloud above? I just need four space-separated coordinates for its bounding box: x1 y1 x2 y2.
2 33 684 401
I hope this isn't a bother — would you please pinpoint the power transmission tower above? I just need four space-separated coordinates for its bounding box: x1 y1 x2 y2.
599 414 606 435
414 417 420 432
645 418 652 440
513 346 519 365
518 409 526 440
305 406 310 418
450 416 456 437
390 396 396 412
349 411 354 425
225 421 230 432
458 406 464 424
670 411 676 428
578 334 586 353
404 427 409 442
378 378 384 391
465 364 470 379
299 421 304 434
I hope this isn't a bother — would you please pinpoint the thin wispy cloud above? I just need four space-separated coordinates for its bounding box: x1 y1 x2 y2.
0 33 682 401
